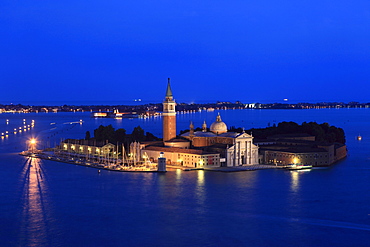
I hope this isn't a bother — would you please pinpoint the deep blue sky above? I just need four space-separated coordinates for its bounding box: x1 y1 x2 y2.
1 0 369 104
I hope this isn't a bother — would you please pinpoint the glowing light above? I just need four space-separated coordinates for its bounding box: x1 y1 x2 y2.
293 157 299 164
30 139 37 145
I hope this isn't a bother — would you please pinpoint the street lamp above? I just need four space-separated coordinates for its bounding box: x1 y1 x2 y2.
29 138 37 153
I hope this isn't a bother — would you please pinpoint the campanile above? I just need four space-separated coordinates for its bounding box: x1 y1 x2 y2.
163 78 176 141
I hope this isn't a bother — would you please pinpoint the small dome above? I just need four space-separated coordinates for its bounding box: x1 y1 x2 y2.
210 113 227 134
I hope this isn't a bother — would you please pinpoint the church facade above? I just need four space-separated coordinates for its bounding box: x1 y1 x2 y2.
226 133 259 166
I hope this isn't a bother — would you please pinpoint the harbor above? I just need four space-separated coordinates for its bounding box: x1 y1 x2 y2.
20 150 161 173
20 148 306 173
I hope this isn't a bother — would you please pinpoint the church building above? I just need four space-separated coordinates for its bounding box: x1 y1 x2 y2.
139 79 259 168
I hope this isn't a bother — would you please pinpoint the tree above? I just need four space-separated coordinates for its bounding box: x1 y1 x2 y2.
131 126 145 142
244 121 346 144
146 132 160 141
85 131 91 140
94 125 115 142
94 125 106 141
115 128 127 143
277 121 300 133
92 125 160 144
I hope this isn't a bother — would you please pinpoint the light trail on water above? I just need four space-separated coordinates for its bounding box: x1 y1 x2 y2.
18 157 50 246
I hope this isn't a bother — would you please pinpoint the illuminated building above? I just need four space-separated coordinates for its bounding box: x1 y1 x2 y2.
138 79 259 167
57 139 117 160
257 135 347 166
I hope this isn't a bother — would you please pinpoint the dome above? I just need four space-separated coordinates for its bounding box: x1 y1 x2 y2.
210 113 227 134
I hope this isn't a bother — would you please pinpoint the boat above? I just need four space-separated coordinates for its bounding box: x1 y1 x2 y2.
285 163 312 170
357 135 362 141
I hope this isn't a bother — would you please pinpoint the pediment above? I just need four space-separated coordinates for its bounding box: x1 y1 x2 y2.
235 132 253 139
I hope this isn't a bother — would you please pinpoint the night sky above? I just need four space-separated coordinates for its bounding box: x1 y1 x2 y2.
1 1 369 104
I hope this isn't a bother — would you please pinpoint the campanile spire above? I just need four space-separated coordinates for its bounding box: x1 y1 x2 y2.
165 78 173 100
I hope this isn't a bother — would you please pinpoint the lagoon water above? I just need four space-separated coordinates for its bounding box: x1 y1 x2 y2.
1 109 370 246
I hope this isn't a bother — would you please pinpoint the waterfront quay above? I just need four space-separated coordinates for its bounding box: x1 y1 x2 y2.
20 150 160 173
164 164 280 172
21 150 281 173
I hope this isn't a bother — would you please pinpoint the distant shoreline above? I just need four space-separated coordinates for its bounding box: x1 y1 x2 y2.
1 101 369 114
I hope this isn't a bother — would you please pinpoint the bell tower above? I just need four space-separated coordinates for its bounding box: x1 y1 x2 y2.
163 78 176 141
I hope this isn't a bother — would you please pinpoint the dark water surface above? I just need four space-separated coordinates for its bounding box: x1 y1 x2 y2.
1 109 370 246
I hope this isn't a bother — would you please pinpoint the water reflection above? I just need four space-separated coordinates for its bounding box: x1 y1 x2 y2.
290 171 299 192
290 170 310 192
19 157 49 246
195 170 206 211
197 170 204 186
175 169 182 182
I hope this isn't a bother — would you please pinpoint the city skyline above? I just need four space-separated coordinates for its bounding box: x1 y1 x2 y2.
1 1 369 104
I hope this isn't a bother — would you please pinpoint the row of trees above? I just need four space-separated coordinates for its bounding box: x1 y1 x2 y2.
85 125 160 144
229 121 345 144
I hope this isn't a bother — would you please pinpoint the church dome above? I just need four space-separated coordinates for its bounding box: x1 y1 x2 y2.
210 113 227 134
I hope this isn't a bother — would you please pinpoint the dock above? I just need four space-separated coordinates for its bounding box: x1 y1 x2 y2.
20 151 161 173
21 151 282 173
167 164 280 172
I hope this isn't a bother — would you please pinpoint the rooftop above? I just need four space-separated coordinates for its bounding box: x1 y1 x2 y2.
61 139 113 147
144 146 218 155
259 145 328 153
